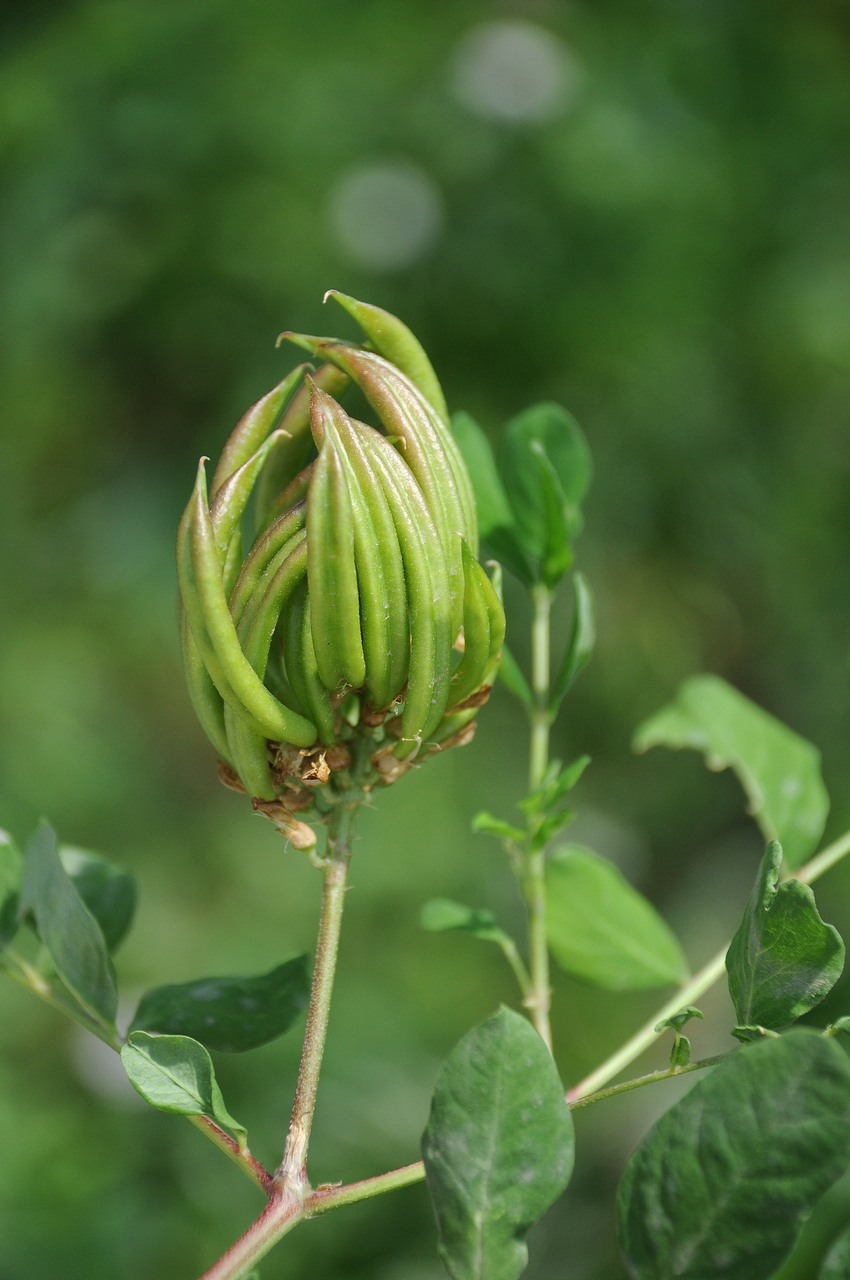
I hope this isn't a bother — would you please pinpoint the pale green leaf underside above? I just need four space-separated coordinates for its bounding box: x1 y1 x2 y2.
634 674 828 868
121 1031 246 1144
422 1007 574 1280
546 846 688 991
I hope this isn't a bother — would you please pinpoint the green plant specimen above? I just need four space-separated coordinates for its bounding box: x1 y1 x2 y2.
4 294 850 1280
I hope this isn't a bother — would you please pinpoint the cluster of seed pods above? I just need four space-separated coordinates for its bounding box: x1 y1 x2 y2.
177 293 504 844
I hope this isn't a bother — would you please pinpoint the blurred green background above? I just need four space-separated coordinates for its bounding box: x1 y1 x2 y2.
2 1 850 1276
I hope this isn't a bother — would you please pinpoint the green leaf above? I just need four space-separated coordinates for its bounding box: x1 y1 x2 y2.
669 1034 691 1068
0 829 22 952
421 899 499 937
129 955 310 1053
422 1007 574 1280
545 846 688 991
532 441 572 587
451 411 532 584
634 674 829 868
501 403 591 564
59 847 136 952
618 1031 850 1280
726 841 844 1029
18 821 117 1030
121 1031 247 1145
821 1225 850 1278
472 812 525 844
498 645 533 712
549 573 595 714
530 809 575 851
655 1006 703 1034
451 412 515 539
520 754 590 819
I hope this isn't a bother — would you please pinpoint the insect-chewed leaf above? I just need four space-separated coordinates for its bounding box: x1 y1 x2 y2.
727 841 844 1030
634 674 829 868
618 1032 850 1280
0 829 22 952
422 1007 574 1280
501 403 591 565
18 821 117 1031
58 846 136 953
121 1032 246 1146
129 955 310 1053
545 846 688 991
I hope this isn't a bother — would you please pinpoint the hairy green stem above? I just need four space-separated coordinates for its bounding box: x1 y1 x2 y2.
524 583 553 1049
569 1051 734 1110
190 1116 273 1195
276 802 356 1190
567 824 850 1101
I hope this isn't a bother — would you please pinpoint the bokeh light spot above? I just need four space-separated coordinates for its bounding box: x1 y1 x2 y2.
328 162 444 271
451 21 581 124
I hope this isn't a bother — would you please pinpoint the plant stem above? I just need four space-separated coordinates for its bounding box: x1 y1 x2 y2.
495 934 533 998
529 583 552 792
567 824 850 1102
521 583 554 1049
198 1188 304 1280
189 1116 273 1195
569 1051 733 1110
306 1162 426 1215
276 801 356 1191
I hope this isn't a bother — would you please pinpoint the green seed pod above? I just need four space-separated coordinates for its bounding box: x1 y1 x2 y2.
324 290 448 424
253 364 349 533
178 293 504 816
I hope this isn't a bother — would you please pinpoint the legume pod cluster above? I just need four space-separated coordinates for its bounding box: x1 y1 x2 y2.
177 293 505 845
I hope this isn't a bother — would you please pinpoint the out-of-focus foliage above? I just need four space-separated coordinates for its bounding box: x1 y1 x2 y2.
2 2 850 1277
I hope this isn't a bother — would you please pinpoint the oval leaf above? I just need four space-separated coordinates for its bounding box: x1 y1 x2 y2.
634 674 829 869
546 846 688 991
618 1031 850 1280
501 403 591 563
121 1031 246 1145
59 846 137 952
18 821 117 1031
727 841 844 1030
422 1006 574 1280
129 955 310 1053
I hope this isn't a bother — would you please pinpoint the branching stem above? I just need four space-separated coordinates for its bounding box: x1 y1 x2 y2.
567 825 850 1101
524 583 553 1049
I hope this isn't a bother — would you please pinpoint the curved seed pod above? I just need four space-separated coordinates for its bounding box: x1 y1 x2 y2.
211 429 290 594
306 415 366 692
253 364 349 533
177 493 271 740
312 387 408 708
262 461 313 529
225 536 310 797
210 364 306 498
446 539 492 710
284 339 470 634
324 290 448 424
282 583 336 744
229 500 306 627
359 431 452 749
188 461 317 747
179 609 232 762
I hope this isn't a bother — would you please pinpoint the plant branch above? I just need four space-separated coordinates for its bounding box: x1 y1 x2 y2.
306 1161 426 1215
567 825 850 1102
523 583 554 1050
189 1116 273 1196
276 798 357 1190
569 1051 734 1110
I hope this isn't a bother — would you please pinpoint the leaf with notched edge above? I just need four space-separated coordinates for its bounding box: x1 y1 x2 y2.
727 841 844 1030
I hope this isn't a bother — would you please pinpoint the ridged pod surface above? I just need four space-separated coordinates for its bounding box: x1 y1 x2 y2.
177 294 505 835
